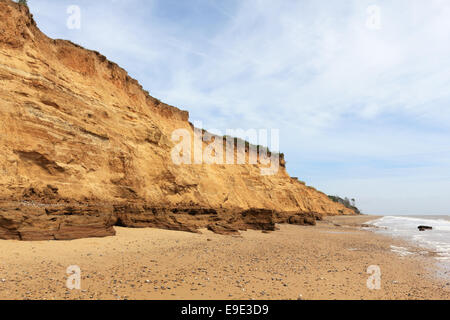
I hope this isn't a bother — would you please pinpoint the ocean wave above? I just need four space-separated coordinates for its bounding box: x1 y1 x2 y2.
371 216 450 261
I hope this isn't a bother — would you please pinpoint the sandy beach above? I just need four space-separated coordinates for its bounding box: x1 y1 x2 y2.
0 215 448 300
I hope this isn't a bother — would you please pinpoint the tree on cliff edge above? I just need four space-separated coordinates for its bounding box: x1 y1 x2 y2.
17 0 28 6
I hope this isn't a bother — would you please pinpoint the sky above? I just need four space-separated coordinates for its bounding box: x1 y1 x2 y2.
26 0 450 215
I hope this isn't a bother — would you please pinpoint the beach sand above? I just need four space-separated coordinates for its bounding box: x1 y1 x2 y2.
0 215 448 300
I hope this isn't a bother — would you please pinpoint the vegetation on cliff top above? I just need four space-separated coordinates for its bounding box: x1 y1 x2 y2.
328 195 361 214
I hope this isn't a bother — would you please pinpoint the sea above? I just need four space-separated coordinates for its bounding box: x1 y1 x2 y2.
368 215 450 264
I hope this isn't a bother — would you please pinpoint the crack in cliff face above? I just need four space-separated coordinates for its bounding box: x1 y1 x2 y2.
14 151 65 174
79 127 110 141
40 99 60 109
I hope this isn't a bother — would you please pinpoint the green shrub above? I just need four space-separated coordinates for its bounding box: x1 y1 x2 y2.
328 195 361 214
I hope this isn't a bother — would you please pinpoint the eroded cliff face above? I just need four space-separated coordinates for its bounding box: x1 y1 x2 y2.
0 0 356 240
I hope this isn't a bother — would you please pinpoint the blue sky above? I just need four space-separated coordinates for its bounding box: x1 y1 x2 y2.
27 0 450 215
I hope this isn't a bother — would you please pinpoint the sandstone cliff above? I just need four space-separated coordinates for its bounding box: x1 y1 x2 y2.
0 0 356 240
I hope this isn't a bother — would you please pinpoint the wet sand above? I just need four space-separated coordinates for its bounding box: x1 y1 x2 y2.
0 215 448 300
